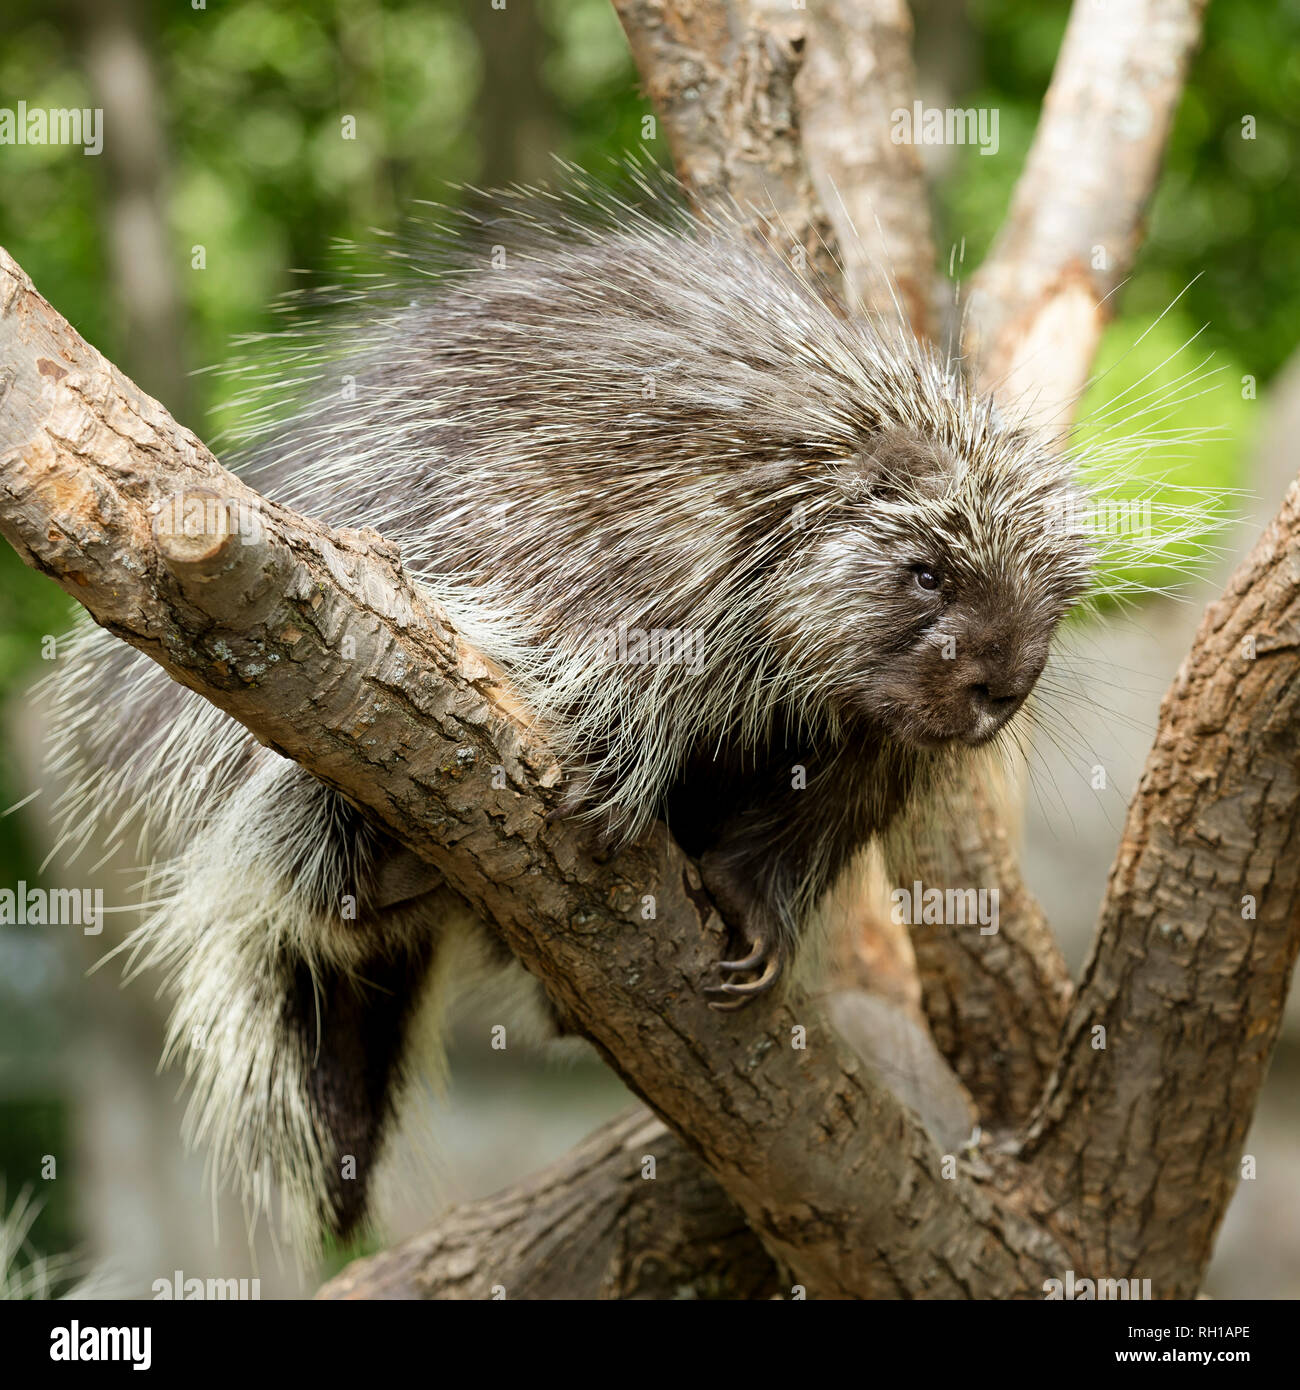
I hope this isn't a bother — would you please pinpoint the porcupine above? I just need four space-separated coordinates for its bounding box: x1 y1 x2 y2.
43 170 1093 1250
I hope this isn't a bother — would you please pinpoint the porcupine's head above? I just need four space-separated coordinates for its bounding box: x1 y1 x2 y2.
763 339 1093 752
833 421 1088 748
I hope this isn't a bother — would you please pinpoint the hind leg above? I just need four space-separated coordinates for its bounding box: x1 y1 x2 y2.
285 898 440 1239
696 838 789 1009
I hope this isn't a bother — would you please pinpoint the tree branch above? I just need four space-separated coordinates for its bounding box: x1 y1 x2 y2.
612 0 840 283
789 0 938 335
316 1109 780 1300
612 0 938 331
1022 479 1300 1293
967 0 1211 423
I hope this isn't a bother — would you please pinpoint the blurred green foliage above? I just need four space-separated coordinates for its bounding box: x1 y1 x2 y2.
933 0 1297 597
941 0 1300 382
0 0 1295 1261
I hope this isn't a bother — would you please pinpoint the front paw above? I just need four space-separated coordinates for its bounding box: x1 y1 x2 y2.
703 931 786 1011
697 849 787 1010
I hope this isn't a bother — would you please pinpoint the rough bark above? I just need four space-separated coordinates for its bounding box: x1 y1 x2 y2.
317 985 980 1302
613 0 936 332
611 0 840 287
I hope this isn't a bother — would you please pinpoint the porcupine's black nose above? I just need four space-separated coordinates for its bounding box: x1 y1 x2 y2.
969 680 1024 712
966 674 1032 739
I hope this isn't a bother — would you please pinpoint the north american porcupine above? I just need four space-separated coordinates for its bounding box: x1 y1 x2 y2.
42 168 1101 1250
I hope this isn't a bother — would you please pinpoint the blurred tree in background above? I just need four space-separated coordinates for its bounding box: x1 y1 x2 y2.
0 0 1296 1270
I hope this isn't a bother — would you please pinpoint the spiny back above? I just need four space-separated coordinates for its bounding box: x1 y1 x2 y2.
222 191 1087 831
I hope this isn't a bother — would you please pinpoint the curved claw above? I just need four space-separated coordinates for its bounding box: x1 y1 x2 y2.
706 993 754 1013
704 954 782 1010
718 938 771 973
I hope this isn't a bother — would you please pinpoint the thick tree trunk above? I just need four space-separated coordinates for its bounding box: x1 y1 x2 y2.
1023 483 1300 1294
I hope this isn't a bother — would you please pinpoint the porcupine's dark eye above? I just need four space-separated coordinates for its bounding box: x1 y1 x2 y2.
912 565 942 592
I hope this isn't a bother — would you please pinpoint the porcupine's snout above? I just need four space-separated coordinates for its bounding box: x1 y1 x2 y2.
890 610 1051 749
960 661 1042 744
941 604 1050 744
